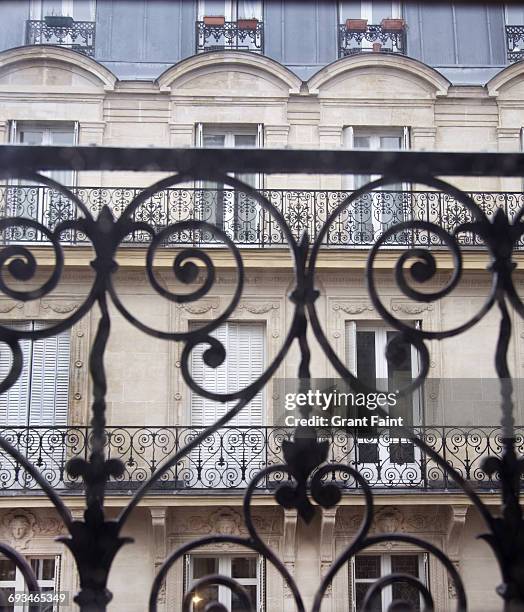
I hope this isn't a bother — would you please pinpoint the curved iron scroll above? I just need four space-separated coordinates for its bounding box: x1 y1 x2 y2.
0 149 522 612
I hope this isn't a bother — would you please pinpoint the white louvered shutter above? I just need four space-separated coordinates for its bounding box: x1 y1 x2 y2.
0 321 32 426
345 321 357 374
190 322 265 487
29 322 70 426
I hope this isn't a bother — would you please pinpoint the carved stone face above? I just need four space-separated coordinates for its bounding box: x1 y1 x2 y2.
215 513 237 535
10 515 30 540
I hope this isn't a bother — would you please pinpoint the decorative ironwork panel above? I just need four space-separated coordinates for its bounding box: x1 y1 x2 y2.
0 145 522 611
338 23 406 57
2 185 524 248
0 425 513 492
25 19 95 57
506 25 524 62
196 20 264 54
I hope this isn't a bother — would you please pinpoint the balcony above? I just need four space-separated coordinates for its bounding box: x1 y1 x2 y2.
196 18 264 53
0 425 514 492
506 25 524 62
25 16 95 57
2 185 524 248
338 19 406 58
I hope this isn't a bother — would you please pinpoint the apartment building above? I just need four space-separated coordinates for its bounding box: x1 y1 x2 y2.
0 1 522 611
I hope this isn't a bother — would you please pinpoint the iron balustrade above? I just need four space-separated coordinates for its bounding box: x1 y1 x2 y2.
0 425 514 492
25 18 96 57
506 25 524 62
196 20 264 53
2 184 524 247
338 23 406 57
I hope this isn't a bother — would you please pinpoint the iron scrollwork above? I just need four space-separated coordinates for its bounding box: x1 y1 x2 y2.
0 147 522 611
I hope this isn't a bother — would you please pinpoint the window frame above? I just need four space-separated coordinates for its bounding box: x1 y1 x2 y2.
351 552 428 612
186 553 264 612
29 0 96 21
197 1 263 21
0 554 61 612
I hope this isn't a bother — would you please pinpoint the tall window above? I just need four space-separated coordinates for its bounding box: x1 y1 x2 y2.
196 124 263 243
29 0 96 21
339 1 401 23
0 322 70 428
0 555 61 612
351 553 427 611
343 127 409 244
189 322 265 486
7 122 77 238
190 322 264 427
186 555 263 612
198 1 263 21
346 322 421 483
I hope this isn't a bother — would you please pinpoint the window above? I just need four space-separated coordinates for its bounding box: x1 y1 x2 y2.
351 553 427 611
186 554 263 612
190 322 264 427
198 1 263 21
196 124 263 243
189 322 265 486
343 127 409 244
0 555 60 612
30 0 96 21
7 123 77 239
339 1 401 23
0 322 70 427
346 322 422 483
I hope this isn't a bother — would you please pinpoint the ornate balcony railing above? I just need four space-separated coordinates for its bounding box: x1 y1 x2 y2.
2 184 524 248
338 22 406 57
196 19 264 53
0 425 514 492
25 18 95 57
506 24 524 62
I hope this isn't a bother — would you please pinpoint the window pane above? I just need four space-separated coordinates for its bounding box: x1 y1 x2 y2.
191 585 219 611
192 557 219 579
232 557 257 578
234 134 257 147
19 130 45 146
355 556 381 579
386 331 413 424
0 587 14 612
391 555 421 611
231 584 257 611
391 555 419 576
355 582 381 612
203 135 225 148
30 558 55 581
356 331 376 386
379 136 402 150
0 560 15 582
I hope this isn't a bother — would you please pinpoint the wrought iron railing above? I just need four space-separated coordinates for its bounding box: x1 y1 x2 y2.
25 18 95 57
506 24 524 62
338 22 406 57
196 20 264 53
0 425 513 492
2 185 524 247
1 144 524 610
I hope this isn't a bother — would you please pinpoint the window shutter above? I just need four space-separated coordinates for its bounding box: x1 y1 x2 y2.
402 126 410 150
29 322 70 426
257 557 265 612
190 323 229 426
0 321 32 426
8 120 16 144
229 323 264 426
349 556 356 612
195 123 204 148
342 127 355 190
345 321 357 374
